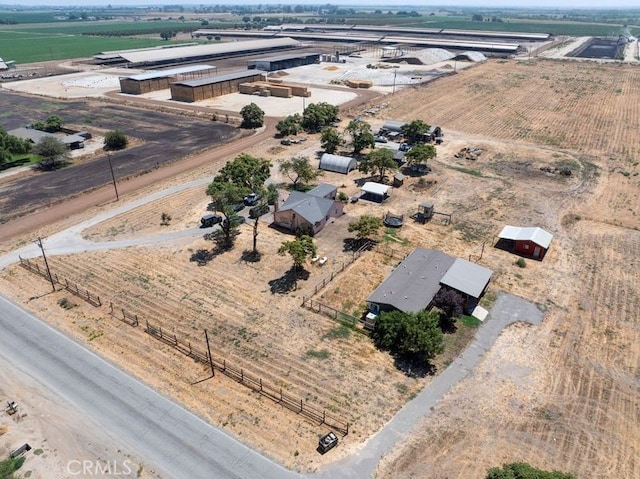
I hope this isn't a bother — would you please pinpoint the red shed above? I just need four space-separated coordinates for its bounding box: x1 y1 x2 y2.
498 226 553 260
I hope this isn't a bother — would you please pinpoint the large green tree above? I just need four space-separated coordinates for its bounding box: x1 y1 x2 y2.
301 102 339 132
279 155 322 190
346 119 375 154
212 153 272 253
347 215 383 247
405 143 436 168
240 102 265 129
401 119 430 144
320 127 343 154
0 127 31 159
276 114 302 137
371 310 444 362
358 148 397 182
33 115 64 133
33 136 68 170
486 463 575 479
278 235 317 288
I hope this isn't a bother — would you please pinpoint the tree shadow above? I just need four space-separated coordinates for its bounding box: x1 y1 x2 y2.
342 238 376 253
268 267 310 294
241 249 262 263
189 230 237 266
438 313 458 334
392 355 436 378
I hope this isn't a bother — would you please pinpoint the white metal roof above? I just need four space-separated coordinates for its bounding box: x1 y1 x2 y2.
173 70 264 87
440 259 493 298
498 225 554 249
319 153 356 174
124 65 216 81
120 37 301 64
362 182 391 196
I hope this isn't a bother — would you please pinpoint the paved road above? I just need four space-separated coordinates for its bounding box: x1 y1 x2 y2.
0 294 300 479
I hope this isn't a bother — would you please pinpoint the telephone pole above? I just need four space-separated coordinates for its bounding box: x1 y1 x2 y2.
107 153 119 201
36 237 56 292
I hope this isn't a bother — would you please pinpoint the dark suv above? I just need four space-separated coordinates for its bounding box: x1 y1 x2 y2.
249 204 269 218
318 432 338 454
200 214 222 228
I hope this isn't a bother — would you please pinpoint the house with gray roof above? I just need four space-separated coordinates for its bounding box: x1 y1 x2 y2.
273 183 343 235
367 248 492 316
8 127 86 149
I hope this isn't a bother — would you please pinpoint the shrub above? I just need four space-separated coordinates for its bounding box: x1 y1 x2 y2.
515 258 527 268
104 129 128 150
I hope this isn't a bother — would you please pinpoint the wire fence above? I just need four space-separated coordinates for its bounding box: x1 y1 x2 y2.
19 256 101 307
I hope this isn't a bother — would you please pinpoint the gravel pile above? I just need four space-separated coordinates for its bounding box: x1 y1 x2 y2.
62 74 121 89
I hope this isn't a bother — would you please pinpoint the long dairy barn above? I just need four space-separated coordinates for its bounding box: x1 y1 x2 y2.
170 71 266 102
119 65 216 94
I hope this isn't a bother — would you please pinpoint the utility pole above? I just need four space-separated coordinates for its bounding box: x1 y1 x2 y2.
36 237 56 292
392 69 397 95
204 329 215 378
107 153 119 201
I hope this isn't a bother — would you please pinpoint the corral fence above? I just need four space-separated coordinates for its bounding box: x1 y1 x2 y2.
143 320 349 436
301 297 361 332
109 302 139 327
311 241 371 296
374 244 409 261
19 256 101 307
19 255 351 436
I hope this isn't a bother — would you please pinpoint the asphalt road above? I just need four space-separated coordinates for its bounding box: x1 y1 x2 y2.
0 294 300 479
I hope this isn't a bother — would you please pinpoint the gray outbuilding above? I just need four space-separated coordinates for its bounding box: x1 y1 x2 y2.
318 153 357 174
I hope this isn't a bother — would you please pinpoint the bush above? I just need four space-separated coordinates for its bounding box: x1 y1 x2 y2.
337 191 349 203
104 130 128 150
515 258 527 268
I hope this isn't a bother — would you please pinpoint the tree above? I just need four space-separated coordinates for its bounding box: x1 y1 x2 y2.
371 310 443 362
213 154 272 253
359 148 397 183
433 288 465 331
32 115 63 133
301 102 339 132
206 181 245 246
160 31 173 40
33 136 68 170
279 155 322 190
278 235 317 288
400 119 430 144
348 215 383 246
405 143 436 168
486 463 575 479
345 119 375 154
276 114 302 137
320 127 343 154
240 102 265 129
104 129 128 150
0 147 11 166
472 13 484 21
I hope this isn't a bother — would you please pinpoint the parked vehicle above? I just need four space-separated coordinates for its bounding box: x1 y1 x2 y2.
249 204 269 218
232 203 245 213
200 214 222 228
318 431 338 454
374 135 388 143
243 193 262 206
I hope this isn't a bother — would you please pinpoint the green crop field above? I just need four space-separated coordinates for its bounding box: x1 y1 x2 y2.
0 30 194 63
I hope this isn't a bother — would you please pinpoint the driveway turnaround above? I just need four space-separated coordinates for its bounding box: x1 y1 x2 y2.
0 294 300 479
314 292 542 479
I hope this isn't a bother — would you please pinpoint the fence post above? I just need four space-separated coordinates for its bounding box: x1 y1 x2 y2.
300 398 303 412
322 410 326 425
223 359 226 371
241 369 244 382
280 388 282 403
259 378 262 391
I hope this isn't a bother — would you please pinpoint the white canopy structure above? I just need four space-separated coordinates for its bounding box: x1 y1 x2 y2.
361 182 391 202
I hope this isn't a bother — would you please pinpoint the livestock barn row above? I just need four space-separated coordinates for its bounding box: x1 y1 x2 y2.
170 71 266 102
119 65 217 95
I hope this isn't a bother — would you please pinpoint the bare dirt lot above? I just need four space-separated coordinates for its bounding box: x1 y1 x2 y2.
1 57 640 478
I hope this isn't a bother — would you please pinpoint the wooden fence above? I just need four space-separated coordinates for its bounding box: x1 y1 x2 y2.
301 297 360 331
144 320 349 435
19 256 101 307
374 244 409 261
109 302 139 327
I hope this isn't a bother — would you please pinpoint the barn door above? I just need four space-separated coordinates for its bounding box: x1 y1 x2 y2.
533 247 541 258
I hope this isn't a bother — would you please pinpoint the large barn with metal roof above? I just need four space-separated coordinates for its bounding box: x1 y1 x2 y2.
170 70 266 103
119 65 216 95
94 37 302 68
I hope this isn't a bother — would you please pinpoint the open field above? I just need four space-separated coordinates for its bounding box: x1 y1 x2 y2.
1 55 640 478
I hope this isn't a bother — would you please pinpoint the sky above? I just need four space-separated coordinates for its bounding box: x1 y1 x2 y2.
0 1 639 8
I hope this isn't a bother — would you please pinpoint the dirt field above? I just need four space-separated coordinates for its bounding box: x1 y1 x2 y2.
2 57 640 477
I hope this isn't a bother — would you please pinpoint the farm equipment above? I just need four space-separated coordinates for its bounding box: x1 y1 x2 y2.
413 201 452 225
454 146 483 160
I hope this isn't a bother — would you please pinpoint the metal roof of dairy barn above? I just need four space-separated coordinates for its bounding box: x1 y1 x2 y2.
172 70 264 88
119 38 300 64
124 65 216 81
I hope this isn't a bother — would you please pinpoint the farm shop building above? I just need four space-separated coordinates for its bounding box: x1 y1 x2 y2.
119 65 216 95
247 53 320 71
170 71 266 103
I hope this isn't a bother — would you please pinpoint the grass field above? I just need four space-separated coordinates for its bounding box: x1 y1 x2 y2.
0 29 195 63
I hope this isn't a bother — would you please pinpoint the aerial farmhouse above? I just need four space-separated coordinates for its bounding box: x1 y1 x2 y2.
273 183 344 235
